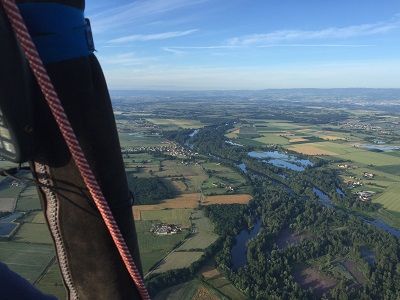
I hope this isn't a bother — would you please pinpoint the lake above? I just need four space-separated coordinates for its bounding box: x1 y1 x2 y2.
231 218 262 270
248 151 313 172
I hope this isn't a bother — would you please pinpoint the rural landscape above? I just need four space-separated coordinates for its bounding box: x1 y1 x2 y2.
1 89 400 299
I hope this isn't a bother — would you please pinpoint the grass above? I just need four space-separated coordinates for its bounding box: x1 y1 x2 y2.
153 251 204 274
136 220 187 274
253 133 289 145
35 261 66 299
154 279 211 300
146 118 204 129
140 208 194 227
0 241 54 283
13 223 53 245
374 184 400 212
16 186 41 211
177 210 218 251
200 263 248 300
118 133 165 148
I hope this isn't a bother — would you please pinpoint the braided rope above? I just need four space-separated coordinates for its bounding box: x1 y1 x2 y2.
1 1 150 299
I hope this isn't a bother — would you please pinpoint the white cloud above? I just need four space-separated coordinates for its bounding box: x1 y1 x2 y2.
109 29 198 43
98 52 158 66
89 0 208 32
228 18 400 45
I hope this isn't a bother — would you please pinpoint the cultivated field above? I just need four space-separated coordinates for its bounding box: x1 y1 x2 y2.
177 210 218 251
146 118 204 130
202 194 252 205
139 208 194 228
136 220 187 273
288 144 338 156
153 251 204 274
199 264 247 300
35 261 66 299
154 279 221 300
0 241 54 283
13 223 53 245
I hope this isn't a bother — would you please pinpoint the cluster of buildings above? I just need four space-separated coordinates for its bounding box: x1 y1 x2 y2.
150 223 182 236
121 142 197 159
356 191 375 202
363 172 375 179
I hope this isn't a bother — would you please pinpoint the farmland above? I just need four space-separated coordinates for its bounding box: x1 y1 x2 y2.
136 220 187 273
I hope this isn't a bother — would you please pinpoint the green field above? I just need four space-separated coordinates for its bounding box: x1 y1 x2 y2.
253 133 289 145
177 210 218 251
153 251 204 274
35 261 66 299
201 162 249 196
147 118 204 130
16 185 42 211
154 278 222 300
136 220 187 274
118 133 165 148
141 209 194 228
13 223 53 244
0 241 54 283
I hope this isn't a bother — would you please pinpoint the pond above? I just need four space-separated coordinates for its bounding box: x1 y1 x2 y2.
189 129 199 137
237 162 247 174
231 218 262 270
313 188 334 208
360 144 400 152
336 188 345 198
360 246 376 266
248 151 313 172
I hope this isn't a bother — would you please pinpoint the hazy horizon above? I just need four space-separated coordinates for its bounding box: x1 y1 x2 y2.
87 0 400 90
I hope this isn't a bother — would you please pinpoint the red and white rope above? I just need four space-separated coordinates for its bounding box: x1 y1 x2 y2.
0 1 150 299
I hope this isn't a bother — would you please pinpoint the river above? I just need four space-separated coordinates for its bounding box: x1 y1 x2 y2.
231 218 262 270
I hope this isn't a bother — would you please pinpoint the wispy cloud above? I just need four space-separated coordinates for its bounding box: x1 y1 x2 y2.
109 29 198 44
90 0 208 32
162 43 373 54
98 52 158 66
228 18 400 45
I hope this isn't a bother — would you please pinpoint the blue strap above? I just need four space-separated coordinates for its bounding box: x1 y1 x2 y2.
17 3 94 64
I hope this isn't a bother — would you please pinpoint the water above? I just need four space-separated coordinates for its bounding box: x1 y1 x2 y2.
0 212 23 237
312 187 400 238
313 188 334 208
362 218 400 238
189 129 199 137
360 144 400 152
231 218 262 270
360 246 376 266
237 163 247 174
248 151 313 172
336 188 345 198
0 212 23 223
225 140 244 147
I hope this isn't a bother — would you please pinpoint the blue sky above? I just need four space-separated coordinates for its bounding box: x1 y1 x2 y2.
86 0 400 90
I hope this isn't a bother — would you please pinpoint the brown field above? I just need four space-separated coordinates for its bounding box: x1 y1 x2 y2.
200 265 220 279
202 194 252 205
289 137 308 143
132 193 200 220
192 286 219 300
294 265 337 297
289 144 338 156
320 135 344 141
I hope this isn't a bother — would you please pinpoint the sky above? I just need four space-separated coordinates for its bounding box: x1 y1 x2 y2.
85 0 400 90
